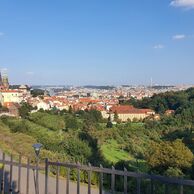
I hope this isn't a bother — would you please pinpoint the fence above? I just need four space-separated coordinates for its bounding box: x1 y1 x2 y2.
1 152 194 194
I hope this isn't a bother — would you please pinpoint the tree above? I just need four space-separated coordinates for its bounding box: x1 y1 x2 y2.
31 89 45 97
68 105 73 114
114 111 119 122
146 140 193 173
106 116 113 128
65 115 80 130
59 137 92 163
19 102 34 118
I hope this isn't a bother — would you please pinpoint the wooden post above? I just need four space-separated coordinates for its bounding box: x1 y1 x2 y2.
99 164 103 194
18 155 22 193
88 163 91 194
124 168 127 194
26 158 30 194
45 158 49 194
66 168 70 194
111 166 115 194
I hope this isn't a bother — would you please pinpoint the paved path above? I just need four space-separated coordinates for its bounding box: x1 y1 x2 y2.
0 153 109 194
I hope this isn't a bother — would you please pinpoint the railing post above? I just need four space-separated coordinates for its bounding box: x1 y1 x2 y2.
56 162 60 194
137 177 141 194
99 164 103 194
26 158 30 194
180 185 183 194
77 162 80 194
165 183 169 194
150 179 154 194
88 163 91 194
9 154 13 194
111 166 115 194
66 168 70 194
124 167 127 194
1 153 5 193
18 155 22 193
45 158 49 194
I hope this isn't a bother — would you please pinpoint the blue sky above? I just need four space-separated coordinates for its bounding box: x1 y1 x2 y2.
0 0 194 86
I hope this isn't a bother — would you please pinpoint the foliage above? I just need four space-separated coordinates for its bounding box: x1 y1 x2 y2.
31 89 45 97
106 116 113 128
18 102 34 118
59 135 92 163
64 114 80 130
146 140 193 174
29 112 65 131
164 167 184 178
1 88 194 184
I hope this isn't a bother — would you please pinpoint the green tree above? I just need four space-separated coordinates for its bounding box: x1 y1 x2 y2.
31 89 45 97
106 116 113 128
114 111 119 122
65 115 80 130
19 102 34 118
146 140 193 173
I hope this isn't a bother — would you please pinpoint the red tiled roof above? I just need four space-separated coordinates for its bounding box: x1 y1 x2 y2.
110 105 154 114
1 90 21 93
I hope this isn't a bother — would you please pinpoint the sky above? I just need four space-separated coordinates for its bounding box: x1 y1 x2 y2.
0 0 194 86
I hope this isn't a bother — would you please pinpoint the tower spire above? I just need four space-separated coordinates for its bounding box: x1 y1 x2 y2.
0 70 3 88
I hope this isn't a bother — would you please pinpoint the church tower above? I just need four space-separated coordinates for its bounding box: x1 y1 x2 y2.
2 74 9 89
0 71 4 89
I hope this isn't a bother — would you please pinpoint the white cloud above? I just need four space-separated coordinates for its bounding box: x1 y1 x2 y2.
153 44 165 49
173 34 186 40
26 71 35 75
1 67 8 71
170 0 194 8
0 32 4 36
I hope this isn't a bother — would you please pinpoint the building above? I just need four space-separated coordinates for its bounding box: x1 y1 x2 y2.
19 85 28 93
0 71 9 90
109 105 155 122
3 102 20 117
2 74 9 89
0 90 23 105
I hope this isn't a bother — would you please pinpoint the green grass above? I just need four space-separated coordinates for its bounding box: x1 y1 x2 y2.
130 122 144 127
101 139 133 164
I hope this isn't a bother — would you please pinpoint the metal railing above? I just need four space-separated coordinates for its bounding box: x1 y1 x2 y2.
1 152 194 194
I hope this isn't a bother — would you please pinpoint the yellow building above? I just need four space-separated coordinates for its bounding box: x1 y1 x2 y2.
110 105 155 122
0 90 23 105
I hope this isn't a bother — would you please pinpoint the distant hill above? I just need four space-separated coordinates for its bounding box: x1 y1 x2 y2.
84 85 115 90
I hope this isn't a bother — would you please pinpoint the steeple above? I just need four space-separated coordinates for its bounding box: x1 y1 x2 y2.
2 74 9 89
0 71 3 86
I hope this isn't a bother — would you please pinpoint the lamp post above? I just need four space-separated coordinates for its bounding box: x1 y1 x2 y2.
32 143 42 194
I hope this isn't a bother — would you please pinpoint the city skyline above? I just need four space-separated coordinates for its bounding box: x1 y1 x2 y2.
0 0 194 85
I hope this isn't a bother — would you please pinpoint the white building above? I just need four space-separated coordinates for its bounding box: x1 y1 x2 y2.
0 90 23 105
36 101 51 110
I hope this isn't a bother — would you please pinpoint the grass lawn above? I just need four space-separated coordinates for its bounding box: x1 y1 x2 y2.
101 139 133 164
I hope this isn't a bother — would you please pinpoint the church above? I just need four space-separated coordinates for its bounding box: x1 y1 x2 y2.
0 71 9 90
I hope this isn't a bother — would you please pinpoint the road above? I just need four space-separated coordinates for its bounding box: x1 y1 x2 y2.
0 152 110 194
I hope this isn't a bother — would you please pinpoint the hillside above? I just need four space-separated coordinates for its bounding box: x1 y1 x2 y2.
0 88 194 181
